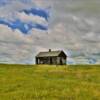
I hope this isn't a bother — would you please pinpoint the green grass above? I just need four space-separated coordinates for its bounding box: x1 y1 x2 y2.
0 64 100 100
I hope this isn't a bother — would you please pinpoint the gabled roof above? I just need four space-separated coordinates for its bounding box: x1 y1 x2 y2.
36 50 66 57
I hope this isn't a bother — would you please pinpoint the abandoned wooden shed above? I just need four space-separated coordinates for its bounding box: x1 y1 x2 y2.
35 49 67 65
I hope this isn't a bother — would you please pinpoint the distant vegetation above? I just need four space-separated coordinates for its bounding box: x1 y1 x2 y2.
0 64 100 100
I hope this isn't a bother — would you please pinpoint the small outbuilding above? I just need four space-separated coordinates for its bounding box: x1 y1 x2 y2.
35 49 67 65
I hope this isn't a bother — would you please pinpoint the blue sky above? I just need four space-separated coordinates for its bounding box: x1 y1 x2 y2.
0 0 100 64
0 2 49 33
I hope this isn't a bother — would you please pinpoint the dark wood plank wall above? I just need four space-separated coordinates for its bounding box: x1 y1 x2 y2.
36 56 66 65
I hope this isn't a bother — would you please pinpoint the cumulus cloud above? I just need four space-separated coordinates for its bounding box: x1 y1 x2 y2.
17 12 48 25
0 24 48 64
0 0 50 33
0 0 100 64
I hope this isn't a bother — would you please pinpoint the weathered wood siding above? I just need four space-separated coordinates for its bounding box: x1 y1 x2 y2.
36 51 67 65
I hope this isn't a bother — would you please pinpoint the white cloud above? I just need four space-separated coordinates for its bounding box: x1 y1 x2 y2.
0 25 30 43
17 12 48 25
0 0 100 64
0 24 48 64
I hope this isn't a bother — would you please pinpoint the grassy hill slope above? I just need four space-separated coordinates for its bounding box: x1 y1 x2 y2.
0 64 100 100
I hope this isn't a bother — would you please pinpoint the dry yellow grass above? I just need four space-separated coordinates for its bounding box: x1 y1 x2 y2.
0 64 100 100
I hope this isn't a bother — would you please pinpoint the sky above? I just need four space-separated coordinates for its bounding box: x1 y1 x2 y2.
0 0 100 64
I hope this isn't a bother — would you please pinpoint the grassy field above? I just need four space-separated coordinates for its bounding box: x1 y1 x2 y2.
0 64 100 100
